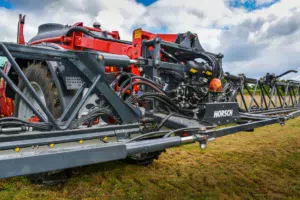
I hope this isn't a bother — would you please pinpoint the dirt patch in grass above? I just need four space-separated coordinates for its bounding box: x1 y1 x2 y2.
0 118 300 200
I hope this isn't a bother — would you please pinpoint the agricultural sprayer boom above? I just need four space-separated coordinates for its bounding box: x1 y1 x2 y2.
0 14 299 184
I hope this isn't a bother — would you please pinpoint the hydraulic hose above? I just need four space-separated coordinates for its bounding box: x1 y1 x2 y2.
118 76 166 95
65 26 132 45
121 80 165 98
276 70 298 79
198 52 222 79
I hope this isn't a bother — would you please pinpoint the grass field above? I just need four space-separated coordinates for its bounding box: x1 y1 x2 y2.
0 118 300 200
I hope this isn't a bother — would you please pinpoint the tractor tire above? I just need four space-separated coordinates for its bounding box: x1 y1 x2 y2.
14 62 62 119
26 171 70 186
14 63 69 185
126 151 164 166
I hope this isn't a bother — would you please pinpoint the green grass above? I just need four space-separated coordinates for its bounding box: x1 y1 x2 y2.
0 118 300 200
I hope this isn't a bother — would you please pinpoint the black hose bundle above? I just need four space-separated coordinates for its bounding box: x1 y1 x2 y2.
0 107 121 132
70 106 120 129
130 92 193 116
109 72 133 89
126 126 202 143
201 53 223 79
0 117 52 131
65 26 132 45
118 76 166 95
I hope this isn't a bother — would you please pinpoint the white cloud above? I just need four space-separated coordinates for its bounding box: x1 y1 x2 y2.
218 0 300 79
0 0 299 79
0 0 146 41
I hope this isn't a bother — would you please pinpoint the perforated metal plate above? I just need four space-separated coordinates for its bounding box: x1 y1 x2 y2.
65 76 83 90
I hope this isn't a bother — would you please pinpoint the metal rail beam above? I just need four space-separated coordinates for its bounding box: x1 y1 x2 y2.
0 123 140 143
0 143 127 178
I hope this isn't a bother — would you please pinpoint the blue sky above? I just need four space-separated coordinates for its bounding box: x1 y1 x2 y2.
230 0 280 11
131 0 280 10
131 0 279 10
0 0 12 9
137 0 157 6
134 0 279 35
0 0 279 10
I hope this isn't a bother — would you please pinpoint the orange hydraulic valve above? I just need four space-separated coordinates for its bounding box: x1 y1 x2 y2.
209 78 223 93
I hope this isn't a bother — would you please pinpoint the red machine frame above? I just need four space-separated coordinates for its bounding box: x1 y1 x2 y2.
0 16 181 118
